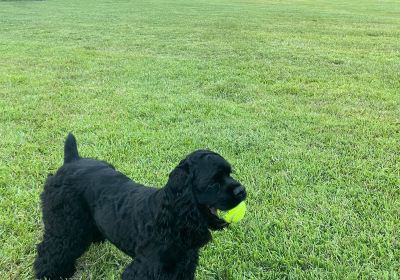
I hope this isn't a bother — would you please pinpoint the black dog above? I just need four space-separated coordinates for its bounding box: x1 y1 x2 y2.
34 133 246 279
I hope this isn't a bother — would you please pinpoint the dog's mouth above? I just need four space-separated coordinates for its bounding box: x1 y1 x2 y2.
202 205 228 231
208 206 218 217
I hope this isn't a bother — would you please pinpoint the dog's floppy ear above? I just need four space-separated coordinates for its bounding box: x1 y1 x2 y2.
160 155 211 248
166 158 192 194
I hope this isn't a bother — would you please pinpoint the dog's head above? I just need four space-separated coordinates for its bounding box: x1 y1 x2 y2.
167 150 246 230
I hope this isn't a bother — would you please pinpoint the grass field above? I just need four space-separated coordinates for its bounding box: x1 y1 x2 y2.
1 0 399 279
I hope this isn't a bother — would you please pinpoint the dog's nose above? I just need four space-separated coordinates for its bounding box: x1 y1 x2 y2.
233 186 246 199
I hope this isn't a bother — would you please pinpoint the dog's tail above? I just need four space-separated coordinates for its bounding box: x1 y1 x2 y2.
64 133 80 164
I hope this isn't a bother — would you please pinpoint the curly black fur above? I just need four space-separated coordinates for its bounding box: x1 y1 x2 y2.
34 133 246 280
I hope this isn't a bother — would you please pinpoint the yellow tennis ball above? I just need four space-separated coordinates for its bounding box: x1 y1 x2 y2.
221 201 246 223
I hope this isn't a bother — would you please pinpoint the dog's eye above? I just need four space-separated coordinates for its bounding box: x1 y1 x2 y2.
213 171 223 180
213 173 226 184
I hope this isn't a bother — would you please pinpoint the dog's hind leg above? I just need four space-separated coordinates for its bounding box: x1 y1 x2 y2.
35 232 91 279
34 178 94 279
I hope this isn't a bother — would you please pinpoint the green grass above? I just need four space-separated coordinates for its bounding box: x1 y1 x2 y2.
1 0 399 279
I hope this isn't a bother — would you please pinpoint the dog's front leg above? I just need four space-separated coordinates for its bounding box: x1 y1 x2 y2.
158 249 199 280
121 250 198 280
169 249 199 280
122 255 164 280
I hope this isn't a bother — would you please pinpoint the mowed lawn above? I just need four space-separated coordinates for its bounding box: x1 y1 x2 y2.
0 0 399 279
